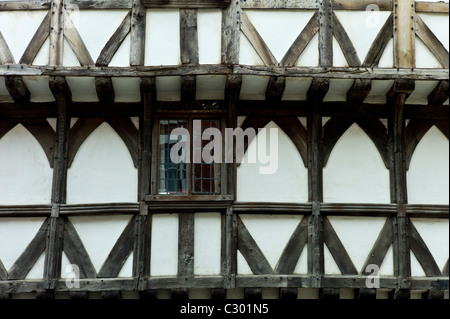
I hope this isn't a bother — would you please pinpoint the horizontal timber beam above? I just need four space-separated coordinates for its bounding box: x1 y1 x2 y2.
0 64 448 80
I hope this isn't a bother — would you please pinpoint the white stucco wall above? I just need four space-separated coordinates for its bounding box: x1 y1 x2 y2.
194 213 222 275
66 122 138 204
237 121 309 203
323 123 390 204
150 214 179 276
0 124 53 205
407 126 449 205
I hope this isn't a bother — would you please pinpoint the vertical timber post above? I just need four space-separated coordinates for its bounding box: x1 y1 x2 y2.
40 0 67 298
135 77 155 298
391 0 416 299
388 80 414 299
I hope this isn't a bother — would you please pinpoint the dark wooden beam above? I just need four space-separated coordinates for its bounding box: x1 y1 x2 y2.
178 213 195 278
320 288 340 299
362 13 393 68
275 216 308 274
7 219 48 280
428 80 449 106
221 0 240 65
318 0 333 67
415 14 449 69
97 216 136 278
280 11 319 67
347 79 372 103
96 11 132 66
48 0 64 66
244 288 262 299
279 287 298 299
224 207 237 289
0 30 14 64
5 76 30 104
409 222 442 277
19 12 50 64
142 0 230 8
237 216 274 275
63 218 97 278
95 77 115 104
63 12 94 66
240 10 277 66
332 12 361 67
130 0 146 66
21 118 56 168
265 76 286 102
273 117 308 167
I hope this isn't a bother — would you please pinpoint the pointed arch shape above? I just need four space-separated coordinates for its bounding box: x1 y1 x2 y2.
68 117 139 168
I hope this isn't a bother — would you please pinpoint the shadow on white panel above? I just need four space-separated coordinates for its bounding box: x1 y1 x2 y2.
237 121 308 203
67 122 138 204
0 125 52 205
323 123 390 204
407 126 449 205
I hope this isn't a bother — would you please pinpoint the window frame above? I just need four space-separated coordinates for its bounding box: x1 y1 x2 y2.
150 113 229 201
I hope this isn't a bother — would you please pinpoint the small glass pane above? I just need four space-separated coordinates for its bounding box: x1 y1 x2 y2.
158 119 188 194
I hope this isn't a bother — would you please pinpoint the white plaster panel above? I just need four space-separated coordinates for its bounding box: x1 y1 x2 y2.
323 79 354 102
65 77 99 102
197 10 222 64
156 76 181 101
415 36 443 68
323 123 390 204
243 10 315 63
67 122 138 204
194 213 221 275
405 80 439 105
0 10 48 62
295 32 319 67
378 245 394 276
22 76 55 102
239 214 304 269
407 126 449 205
112 77 141 102
327 217 387 273
324 244 342 274
333 38 348 67
237 250 253 274
0 77 13 103
378 38 394 68
150 214 179 276
0 124 52 205
237 121 309 203
239 75 270 100
25 252 45 279
282 77 312 101
63 38 82 66
364 80 395 104
239 31 265 65
68 215 133 274
32 37 49 65
293 243 308 275
196 75 226 100
67 10 130 62
0 217 46 271
145 9 180 66
418 13 449 51
109 33 130 67
411 218 449 275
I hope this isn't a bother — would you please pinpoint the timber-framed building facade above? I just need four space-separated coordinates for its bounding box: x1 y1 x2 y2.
0 0 448 299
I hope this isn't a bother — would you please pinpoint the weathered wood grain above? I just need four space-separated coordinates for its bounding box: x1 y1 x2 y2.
240 11 277 66
63 218 97 278
96 11 132 66
280 11 319 66
409 221 442 277
237 216 274 275
178 213 195 277
362 13 393 68
19 12 50 65
393 0 415 68
48 0 64 66
428 80 449 106
98 216 136 278
5 76 30 103
332 12 361 67
130 0 146 66
7 219 48 280
361 217 393 274
415 15 449 69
